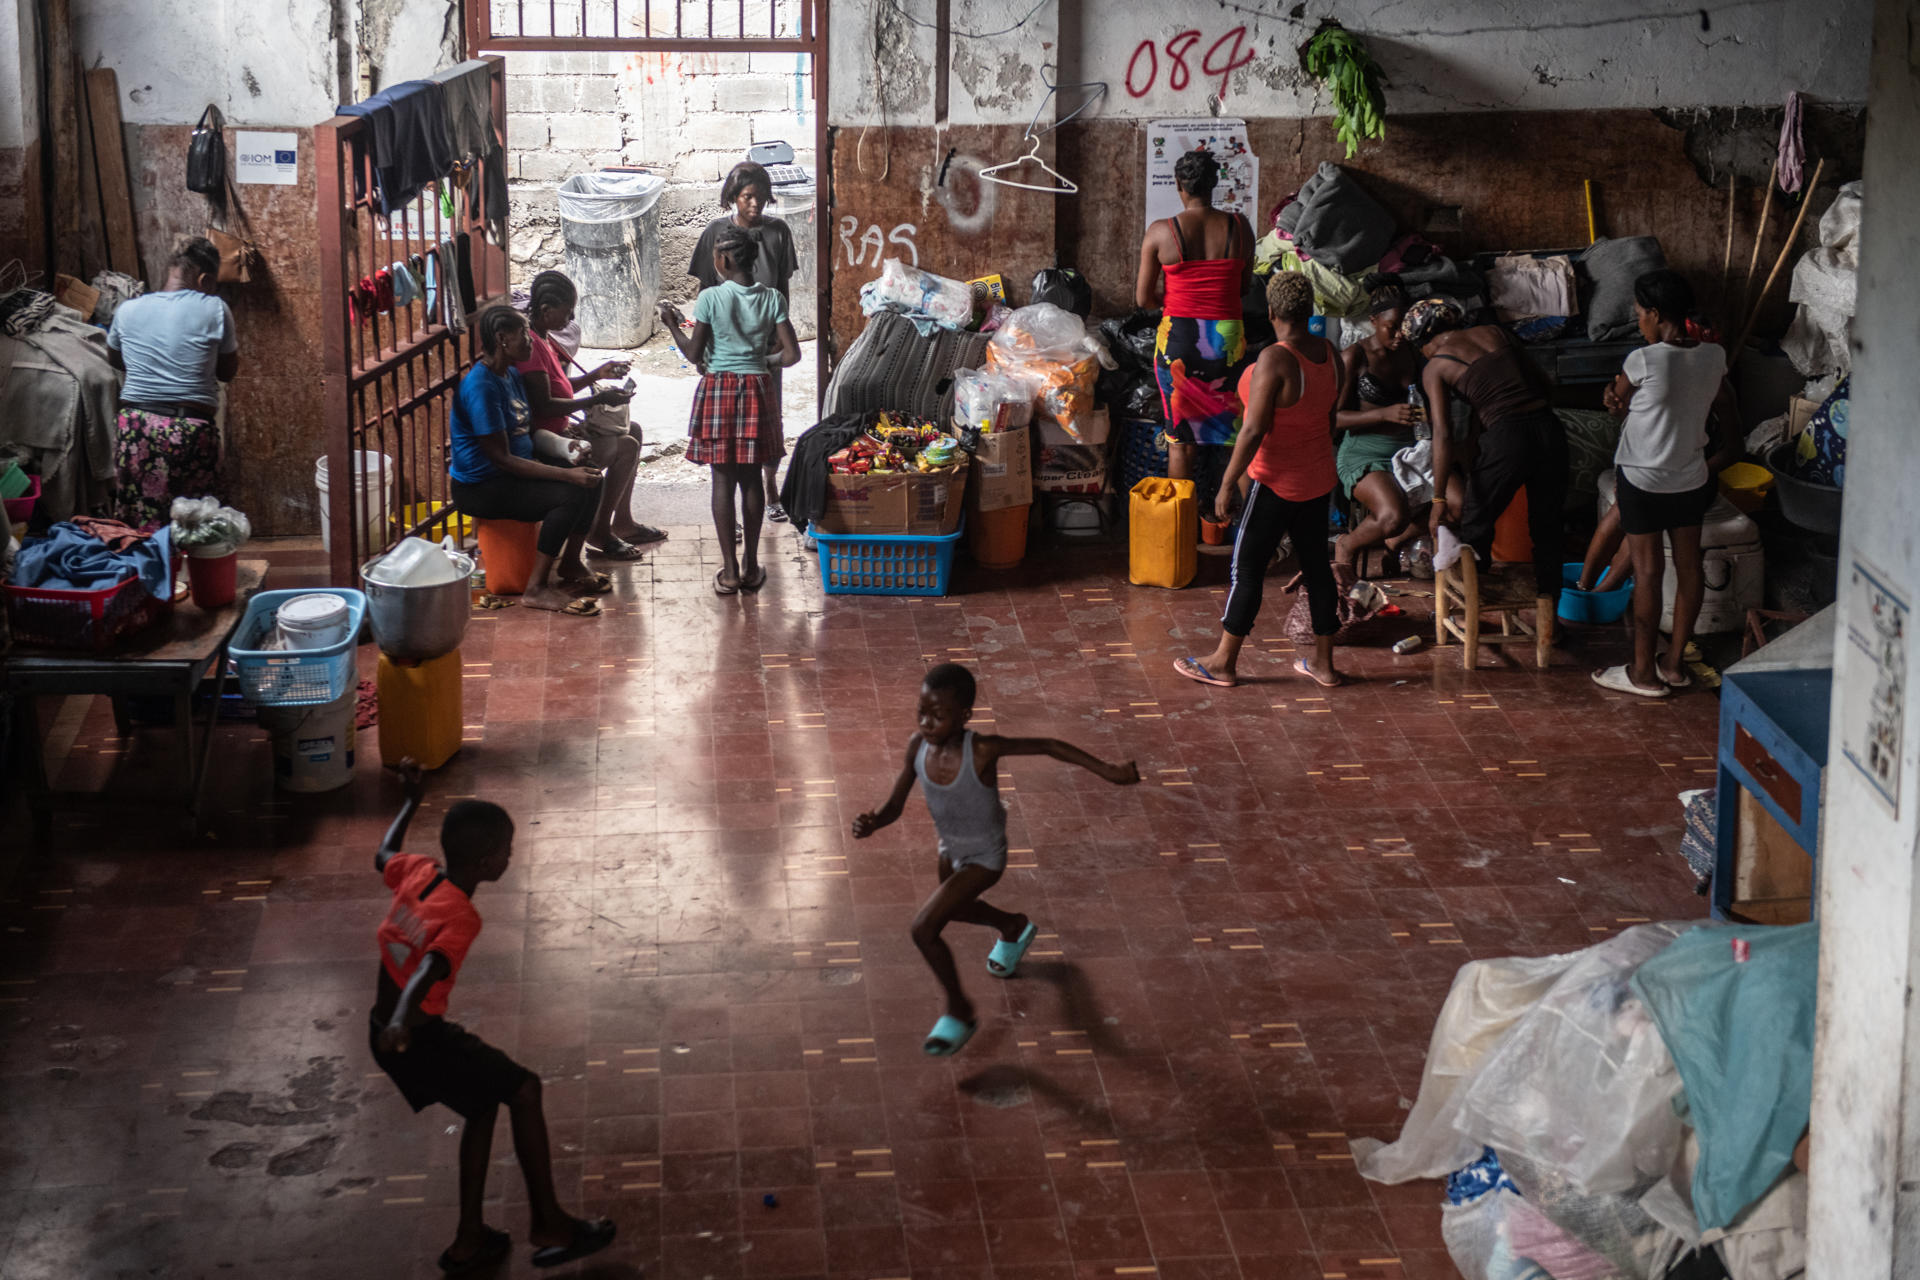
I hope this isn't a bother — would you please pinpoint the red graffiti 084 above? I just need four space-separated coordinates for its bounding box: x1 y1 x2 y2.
1126 27 1255 99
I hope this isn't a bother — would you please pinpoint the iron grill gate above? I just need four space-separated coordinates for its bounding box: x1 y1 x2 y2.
466 0 832 404
315 57 511 585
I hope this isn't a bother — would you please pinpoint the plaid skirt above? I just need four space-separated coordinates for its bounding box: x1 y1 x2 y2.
685 371 782 467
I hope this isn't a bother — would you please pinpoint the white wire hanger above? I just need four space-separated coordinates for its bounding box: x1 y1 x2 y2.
979 64 1107 196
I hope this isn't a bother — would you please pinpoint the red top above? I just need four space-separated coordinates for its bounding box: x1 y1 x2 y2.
513 332 577 436
1159 215 1244 322
376 853 483 1017
1241 341 1340 501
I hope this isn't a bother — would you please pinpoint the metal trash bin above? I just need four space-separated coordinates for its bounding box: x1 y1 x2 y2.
769 174 816 342
557 171 666 348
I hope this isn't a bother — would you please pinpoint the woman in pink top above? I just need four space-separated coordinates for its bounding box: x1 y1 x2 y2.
1175 273 1345 690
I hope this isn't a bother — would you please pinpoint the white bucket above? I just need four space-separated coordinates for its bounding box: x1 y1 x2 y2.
315 452 396 557
275 592 352 650
257 685 357 793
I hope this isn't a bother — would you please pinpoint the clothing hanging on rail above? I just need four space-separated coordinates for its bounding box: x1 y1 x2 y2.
335 81 455 216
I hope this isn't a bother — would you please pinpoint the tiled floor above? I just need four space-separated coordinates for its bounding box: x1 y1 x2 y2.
0 525 1715 1279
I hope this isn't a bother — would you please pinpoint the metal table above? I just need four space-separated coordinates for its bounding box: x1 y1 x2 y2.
4 561 267 839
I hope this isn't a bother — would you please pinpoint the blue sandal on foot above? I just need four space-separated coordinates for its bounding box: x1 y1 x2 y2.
923 1014 977 1056
987 922 1039 978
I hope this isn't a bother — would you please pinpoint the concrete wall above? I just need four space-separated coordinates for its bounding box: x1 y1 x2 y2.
1807 1 1920 1273
12 0 460 534
499 48 816 318
830 0 1873 125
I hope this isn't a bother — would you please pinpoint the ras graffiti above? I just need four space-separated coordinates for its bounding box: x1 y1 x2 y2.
839 218 919 269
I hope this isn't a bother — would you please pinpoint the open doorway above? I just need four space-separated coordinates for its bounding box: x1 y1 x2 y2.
467 1 828 515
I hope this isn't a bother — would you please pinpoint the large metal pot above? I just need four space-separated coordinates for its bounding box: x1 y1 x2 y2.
360 550 474 662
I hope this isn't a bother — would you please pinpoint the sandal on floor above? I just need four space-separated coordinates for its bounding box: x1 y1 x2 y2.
1592 665 1670 698
438 1226 510 1275
1294 659 1346 688
531 1217 617 1269
740 566 767 593
558 598 601 617
564 572 613 596
923 1014 977 1057
623 524 668 545
1656 653 1693 689
987 922 1039 978
1174 656 1236 688
586 537 646 561
473 595 515 611
713 570 740 596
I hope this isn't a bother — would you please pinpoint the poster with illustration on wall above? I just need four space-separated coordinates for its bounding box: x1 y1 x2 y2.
1840 556 1909 818
1145 119 1258 232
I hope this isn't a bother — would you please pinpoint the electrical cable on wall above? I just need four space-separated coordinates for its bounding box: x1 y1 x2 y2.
882 0 1048 41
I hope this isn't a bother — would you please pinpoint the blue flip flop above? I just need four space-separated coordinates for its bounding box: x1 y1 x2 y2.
923 1014 977 1056
987 922 1040 979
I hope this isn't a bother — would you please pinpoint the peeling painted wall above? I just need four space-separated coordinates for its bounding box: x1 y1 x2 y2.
833 0 1871 124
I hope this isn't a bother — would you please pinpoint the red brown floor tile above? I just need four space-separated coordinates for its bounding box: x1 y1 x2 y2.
0 528 1718 1278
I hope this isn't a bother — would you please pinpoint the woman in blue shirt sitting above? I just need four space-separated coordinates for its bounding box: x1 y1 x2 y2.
449 306 606 616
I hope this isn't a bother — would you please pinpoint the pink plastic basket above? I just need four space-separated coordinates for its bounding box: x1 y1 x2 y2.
3 473 39 525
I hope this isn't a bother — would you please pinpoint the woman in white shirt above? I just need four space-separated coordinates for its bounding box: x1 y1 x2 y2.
1592 270 1737 699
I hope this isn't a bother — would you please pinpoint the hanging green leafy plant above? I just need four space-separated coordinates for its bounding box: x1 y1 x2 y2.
1303 21 1387 159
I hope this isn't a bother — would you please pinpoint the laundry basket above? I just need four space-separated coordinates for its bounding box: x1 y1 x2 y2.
812 524 964 597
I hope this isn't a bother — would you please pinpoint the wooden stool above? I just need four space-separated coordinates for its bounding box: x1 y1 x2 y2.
1435 553 1554 669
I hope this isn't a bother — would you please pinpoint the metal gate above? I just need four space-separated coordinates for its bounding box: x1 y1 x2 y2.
466 0 832 406
315 56 511 585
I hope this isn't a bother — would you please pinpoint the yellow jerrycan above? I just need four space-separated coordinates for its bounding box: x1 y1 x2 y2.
1128 477 1197 588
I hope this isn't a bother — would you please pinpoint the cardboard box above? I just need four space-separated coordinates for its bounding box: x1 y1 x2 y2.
968 424 1032 513
1035 443 1108 495
1787 396 1820 440
820 466 968 536
1039 407 1111 448
53 274 99 321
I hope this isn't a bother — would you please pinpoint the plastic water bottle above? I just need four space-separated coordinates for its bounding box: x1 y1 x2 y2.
1410 385 1431 442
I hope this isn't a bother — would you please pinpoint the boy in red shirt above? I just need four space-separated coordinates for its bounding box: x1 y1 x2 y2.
371 761 615 1273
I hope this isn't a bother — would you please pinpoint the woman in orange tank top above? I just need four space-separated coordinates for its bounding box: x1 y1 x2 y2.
1174 273 1346 690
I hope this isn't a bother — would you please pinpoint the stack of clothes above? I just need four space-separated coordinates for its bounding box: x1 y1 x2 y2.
0 289 120 523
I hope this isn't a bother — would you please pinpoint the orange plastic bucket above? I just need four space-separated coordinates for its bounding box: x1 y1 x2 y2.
969 501 1030 570
1491 485 1531 563
474 518 539 595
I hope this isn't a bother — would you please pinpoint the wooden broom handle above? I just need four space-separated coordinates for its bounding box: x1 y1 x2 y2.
1734 157 1826 360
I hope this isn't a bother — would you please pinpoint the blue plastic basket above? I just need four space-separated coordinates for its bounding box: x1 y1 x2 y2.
1118 416 1169 497
229 588 367 707
812 522 964 596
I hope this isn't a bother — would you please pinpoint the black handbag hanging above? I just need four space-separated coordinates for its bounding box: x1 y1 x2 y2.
187 105 226 197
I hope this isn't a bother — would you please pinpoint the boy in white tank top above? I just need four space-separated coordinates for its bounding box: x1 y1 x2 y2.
853 663 1140 1056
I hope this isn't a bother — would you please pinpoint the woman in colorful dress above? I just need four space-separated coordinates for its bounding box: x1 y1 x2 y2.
1135 149 1254 483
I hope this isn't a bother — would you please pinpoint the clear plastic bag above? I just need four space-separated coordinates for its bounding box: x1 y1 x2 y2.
1441 1189 1553 1280
952 368 1034 433
988 302 1089 359
169 496 251 557
1458 922 1690 1198
862 258 974 330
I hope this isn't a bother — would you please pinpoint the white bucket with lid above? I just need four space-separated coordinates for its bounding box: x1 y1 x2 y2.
275 593 353 650
257 683 357 793
315 452 396 557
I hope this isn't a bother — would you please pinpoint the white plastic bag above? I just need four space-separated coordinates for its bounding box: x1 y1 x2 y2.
556 171 665 224
988 302 1088 359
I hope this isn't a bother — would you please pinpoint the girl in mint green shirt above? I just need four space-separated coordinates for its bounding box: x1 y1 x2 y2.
659 224 800 595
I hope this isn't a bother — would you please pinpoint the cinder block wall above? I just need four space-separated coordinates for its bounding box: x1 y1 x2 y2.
505 50 816 334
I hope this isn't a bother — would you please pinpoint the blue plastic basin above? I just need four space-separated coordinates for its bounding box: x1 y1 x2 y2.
1557 562 1634 624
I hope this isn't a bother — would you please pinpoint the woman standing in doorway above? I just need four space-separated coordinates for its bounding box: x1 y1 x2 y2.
689 161 801 524
1135 149 1255 483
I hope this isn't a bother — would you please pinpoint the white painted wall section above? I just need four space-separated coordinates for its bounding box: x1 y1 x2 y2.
1806 0 1920 1275
0 0 38 147
830 0 1872 124
72 0 343 125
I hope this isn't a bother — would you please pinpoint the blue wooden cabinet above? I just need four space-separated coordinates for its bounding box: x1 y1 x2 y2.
1712 610 1834 921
